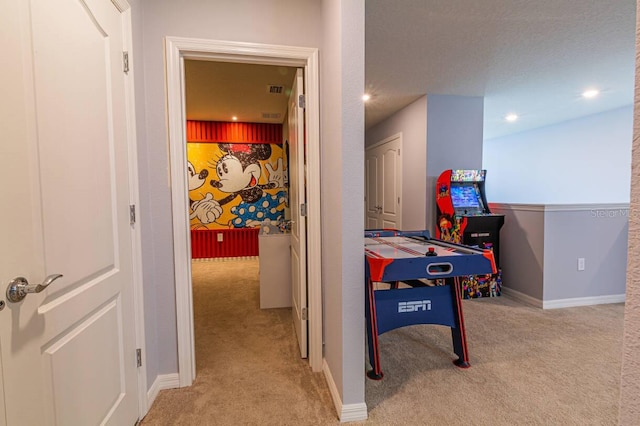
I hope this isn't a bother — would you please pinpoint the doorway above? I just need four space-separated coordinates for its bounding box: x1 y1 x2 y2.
165 38 323 387
184 59 301 366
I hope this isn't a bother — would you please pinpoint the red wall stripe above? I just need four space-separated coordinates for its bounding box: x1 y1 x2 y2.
186 120 282 144
191 228 259 259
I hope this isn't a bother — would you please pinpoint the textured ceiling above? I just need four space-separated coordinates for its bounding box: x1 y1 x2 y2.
365 0 637 139
185 2 636 140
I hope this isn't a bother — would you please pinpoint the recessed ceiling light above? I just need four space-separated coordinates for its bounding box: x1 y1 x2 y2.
362 94 371 102
232 116 238 121
505 113 518 122
582 89 600 99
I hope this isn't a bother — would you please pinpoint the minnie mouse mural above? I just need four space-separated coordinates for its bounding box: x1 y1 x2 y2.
188 143 287 228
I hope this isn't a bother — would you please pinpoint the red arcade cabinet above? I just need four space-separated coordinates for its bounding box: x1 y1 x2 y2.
436 169 504 298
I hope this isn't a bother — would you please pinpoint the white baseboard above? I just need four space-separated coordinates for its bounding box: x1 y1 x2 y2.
501 287 625 310
543 293 625 309
322 359 368 422
501 287 543 308
147 373 180 411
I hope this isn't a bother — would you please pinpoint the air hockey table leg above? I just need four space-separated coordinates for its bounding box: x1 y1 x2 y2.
365 276 384 380
449 277 471 368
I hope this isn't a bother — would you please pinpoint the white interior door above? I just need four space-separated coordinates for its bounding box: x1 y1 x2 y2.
365 136 402 230
288 69 308 358
0 0 139 424
365 149 382 229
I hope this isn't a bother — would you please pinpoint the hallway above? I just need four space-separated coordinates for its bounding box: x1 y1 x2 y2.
141 258 338 425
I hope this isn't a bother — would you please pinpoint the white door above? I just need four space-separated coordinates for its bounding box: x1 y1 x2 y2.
288 69 308 358
0 0 139 424
365 149 382 229
365 136 403 230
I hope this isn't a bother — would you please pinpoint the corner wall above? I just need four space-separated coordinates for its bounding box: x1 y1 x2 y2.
619 2 640 419
490 204 545 302
492 203 628 308
543 206 628 304
135 0 322 390
365 96 427 230
365 95 484 234
426 95 484 233
321 0 367 419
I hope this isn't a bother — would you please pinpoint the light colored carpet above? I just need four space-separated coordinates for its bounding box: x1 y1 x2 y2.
141 258 338 426
142 259 623 425
363 296 623 425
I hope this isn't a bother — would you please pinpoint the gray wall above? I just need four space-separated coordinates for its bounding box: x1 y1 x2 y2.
426 95 484 233
134 0 322 386
491 204 545 301
363 94 484 234
492 203 628 305
365 96 427 230
321 0 366 406
544 207 628 301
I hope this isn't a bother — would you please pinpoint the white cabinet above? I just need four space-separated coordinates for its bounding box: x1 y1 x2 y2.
259 233 292 308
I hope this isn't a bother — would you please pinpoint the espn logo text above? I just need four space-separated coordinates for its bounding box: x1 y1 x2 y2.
398 300 431 313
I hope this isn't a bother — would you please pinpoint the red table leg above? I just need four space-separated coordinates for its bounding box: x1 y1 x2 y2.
365 277 384 380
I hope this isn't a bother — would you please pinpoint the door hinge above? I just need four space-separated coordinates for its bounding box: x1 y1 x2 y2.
123 51 129 73
301 307 308 321
136 348 142 367
300 203 307 217
130 205 136 225
298 94 305 109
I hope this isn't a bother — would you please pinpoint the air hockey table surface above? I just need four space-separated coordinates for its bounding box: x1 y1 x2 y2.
365 235 463 257
364 231 496 283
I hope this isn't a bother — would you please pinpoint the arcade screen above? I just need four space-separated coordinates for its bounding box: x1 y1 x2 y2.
450 185 481 209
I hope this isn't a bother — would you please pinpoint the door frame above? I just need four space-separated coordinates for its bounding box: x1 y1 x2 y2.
118 3 150 416
164 37 323 386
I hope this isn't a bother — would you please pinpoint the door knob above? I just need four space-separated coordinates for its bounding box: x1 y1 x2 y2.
6 274 63 303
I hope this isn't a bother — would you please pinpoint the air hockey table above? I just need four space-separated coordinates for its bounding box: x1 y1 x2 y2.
365 229 497 380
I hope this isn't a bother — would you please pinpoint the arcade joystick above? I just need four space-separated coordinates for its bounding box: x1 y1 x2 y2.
425 247 437 256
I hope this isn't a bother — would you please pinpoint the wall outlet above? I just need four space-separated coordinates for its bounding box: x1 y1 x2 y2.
577 257 585 271
217 233 223 242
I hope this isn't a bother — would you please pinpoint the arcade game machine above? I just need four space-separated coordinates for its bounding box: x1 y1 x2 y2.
436 169 504 298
